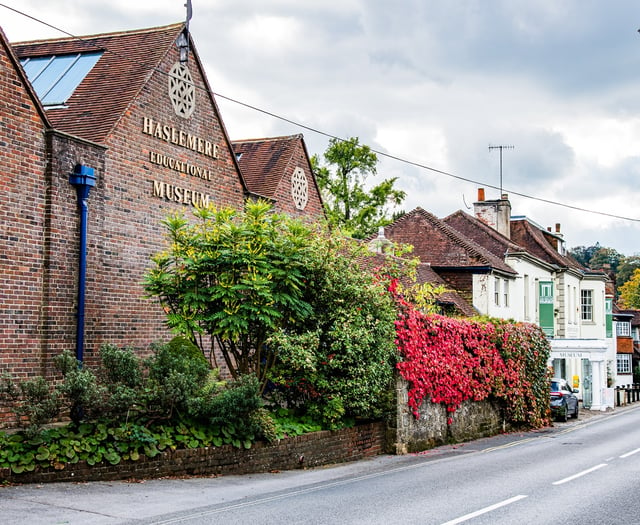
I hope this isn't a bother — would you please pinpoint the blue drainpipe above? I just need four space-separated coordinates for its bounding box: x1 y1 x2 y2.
69 164 96 366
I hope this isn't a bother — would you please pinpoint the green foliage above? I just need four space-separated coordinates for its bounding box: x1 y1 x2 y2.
0 418 269 474
188 374 264 445
619 268 640 309
267 235 398 427
53 352 104 424
312 137 406 239
569 244 603 267
97 344 143 417
0 375 60 438
145 339 211 419
144 200 315 390
269 407 324 439
616 255 640 290
0 344 280 474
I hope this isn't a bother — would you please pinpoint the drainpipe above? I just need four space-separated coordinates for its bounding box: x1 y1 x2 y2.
69 164 96 366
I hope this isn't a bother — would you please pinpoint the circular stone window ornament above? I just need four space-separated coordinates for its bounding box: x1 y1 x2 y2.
168 62 195 118
291 167 309 210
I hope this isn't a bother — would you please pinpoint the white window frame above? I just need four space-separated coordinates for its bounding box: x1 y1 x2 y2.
617 353 632 374
617 322 631 337
581 289 593 322
494 277 500 306
503 279 509 308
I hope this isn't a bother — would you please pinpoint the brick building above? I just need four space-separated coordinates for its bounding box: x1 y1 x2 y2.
0 23 324 423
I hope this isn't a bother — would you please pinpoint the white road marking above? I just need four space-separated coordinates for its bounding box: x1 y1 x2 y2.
440 495 528 525
620 448 640 458
552 463 607 485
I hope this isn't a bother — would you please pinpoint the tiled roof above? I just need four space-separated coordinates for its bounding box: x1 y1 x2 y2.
0 26 50 127
443 210 527 259
616 308 640 326
383 207 517 275
414 262 478 316
12 24 185 144
232 135 304 199
510 218 583 271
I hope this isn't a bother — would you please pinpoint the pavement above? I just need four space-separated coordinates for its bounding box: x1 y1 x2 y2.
553 401 639 427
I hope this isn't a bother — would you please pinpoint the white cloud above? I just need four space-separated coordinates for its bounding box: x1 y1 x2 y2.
4 0 640 254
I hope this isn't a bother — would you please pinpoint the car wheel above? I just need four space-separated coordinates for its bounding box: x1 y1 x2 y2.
559 405 568 422
572 403 579 419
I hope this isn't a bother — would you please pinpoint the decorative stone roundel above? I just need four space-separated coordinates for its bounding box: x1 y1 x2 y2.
291 167 309 210
168 62 195 118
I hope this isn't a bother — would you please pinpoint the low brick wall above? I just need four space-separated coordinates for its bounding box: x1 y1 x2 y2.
0 422 386 484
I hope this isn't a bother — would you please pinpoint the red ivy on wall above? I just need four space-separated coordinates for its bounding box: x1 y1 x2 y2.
392 282 550 428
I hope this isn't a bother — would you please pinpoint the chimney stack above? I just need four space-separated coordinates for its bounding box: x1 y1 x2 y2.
473 189 511 239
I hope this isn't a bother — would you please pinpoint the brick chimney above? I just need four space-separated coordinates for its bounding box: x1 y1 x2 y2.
473 188 511 238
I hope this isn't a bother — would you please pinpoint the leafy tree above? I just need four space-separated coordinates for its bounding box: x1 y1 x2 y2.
618 268 640 309
616 255 640 290
569 244 601 267
588 246 622 273
144 200 314 391
312 137 406 239
266 235 398 426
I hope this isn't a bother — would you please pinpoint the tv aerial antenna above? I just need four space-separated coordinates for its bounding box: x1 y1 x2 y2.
488 144 514 196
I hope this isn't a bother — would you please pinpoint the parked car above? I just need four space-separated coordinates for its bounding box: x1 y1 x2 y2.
550 378 579 422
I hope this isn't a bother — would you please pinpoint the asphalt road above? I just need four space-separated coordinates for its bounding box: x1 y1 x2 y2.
2 405 640 525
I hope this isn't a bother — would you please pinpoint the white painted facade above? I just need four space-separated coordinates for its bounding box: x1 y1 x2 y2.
469 196 613 410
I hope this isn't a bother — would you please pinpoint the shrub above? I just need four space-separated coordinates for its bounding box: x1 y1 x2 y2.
188 374 264 443
0 375 60 437
266 237 398 428
144 337 211 419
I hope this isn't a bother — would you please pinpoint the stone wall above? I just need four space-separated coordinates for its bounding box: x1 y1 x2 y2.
0 422 386 484
391 377 506 454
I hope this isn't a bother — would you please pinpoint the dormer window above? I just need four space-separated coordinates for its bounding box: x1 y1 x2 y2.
20 52 103 107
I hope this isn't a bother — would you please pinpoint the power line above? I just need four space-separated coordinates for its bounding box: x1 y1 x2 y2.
3 3 640 224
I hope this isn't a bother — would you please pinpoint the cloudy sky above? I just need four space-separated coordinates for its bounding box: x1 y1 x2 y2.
4 0 640 254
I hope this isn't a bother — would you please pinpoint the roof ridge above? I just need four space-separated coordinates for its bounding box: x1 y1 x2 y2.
11 22 184 46
408 208 516 274
232 134 303 144
444 209 524 251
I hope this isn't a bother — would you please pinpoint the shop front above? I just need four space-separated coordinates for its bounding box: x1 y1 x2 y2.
549 339 611 411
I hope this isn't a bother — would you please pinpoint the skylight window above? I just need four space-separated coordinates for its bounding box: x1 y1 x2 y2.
20 52 103 106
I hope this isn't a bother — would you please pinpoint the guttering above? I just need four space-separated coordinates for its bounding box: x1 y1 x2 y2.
69 164 96 365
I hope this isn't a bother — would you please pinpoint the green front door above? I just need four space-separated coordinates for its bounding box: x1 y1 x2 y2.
539 281 554 337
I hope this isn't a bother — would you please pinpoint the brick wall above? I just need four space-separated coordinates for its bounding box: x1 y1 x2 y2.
78 47 247 358
271 139 325 219
0 35 48 406
434 270 474 305
0 422 387 484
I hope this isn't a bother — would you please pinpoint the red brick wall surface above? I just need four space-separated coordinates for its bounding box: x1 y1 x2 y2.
271 140 325 219
0 34 329 425
0 38 48 409
76 46 247 361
